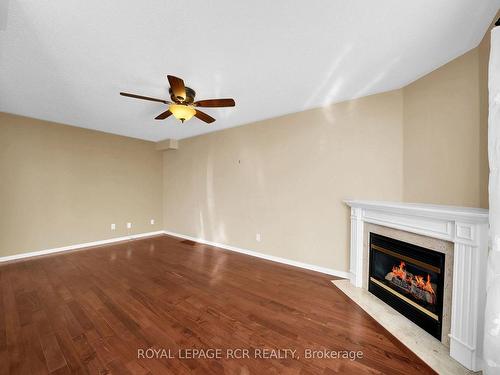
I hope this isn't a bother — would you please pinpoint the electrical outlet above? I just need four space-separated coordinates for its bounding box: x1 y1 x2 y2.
111 223 116 231
127 222 132 229
150 219 155 225
256 233 261 242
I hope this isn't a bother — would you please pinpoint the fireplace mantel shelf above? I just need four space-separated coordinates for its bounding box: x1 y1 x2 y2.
344 200 488 371
344 200 488 222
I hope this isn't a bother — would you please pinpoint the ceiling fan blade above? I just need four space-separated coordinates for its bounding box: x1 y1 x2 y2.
194 98 235 108
120 92 168 104
194 110 216 124
167 75 187 101
155 110 172 120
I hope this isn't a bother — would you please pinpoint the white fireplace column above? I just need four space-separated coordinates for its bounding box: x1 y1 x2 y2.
484 22 500 375
349 206 365 288
345 200 489 371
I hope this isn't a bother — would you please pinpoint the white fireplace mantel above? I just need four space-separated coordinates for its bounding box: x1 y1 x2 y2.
344 200 489 371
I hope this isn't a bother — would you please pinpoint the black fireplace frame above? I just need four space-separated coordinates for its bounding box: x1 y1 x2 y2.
368 233 445 340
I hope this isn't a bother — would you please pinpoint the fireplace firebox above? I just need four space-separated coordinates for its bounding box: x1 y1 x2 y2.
368 233 445 340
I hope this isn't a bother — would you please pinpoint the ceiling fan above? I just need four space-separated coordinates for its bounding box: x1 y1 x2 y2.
120 75 235 124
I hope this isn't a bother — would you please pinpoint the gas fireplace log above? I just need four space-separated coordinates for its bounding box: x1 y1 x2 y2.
384 272 437 305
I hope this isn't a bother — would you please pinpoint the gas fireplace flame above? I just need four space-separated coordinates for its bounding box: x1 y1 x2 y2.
391 261 436 296
392 261 407 280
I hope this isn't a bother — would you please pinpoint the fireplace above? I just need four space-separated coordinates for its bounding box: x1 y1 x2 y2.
347 200 489 370
368 233 445 340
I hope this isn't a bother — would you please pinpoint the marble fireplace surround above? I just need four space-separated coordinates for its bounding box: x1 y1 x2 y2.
362 223 454 347
345 200 489 372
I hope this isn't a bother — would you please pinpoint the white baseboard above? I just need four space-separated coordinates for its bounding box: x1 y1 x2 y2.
0 231 166 263
163 230 352 280
1 229 352 280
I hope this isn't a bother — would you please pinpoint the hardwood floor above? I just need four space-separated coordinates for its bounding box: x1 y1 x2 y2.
0 234 436 374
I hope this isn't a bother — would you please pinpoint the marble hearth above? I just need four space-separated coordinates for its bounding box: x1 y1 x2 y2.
344 200 488 372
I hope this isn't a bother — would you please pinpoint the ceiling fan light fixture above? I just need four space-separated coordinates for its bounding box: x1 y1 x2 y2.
169 104 196 123
120 75 234 124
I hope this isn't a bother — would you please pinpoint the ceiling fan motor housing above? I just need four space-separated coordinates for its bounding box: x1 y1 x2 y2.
169 87 196 104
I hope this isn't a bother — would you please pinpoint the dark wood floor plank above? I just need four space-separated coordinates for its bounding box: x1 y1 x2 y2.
20 323 49 375
2 266 30 374
0 235 437 374
38 333 68 373
0 268 7 353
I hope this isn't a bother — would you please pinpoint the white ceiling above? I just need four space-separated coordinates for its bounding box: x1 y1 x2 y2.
1 1 499 141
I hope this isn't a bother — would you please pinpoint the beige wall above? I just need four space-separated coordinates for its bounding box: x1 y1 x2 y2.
163 32 494 271
402 49 483 207
163 91 404 271
402 17 497 209
0 113 163 257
